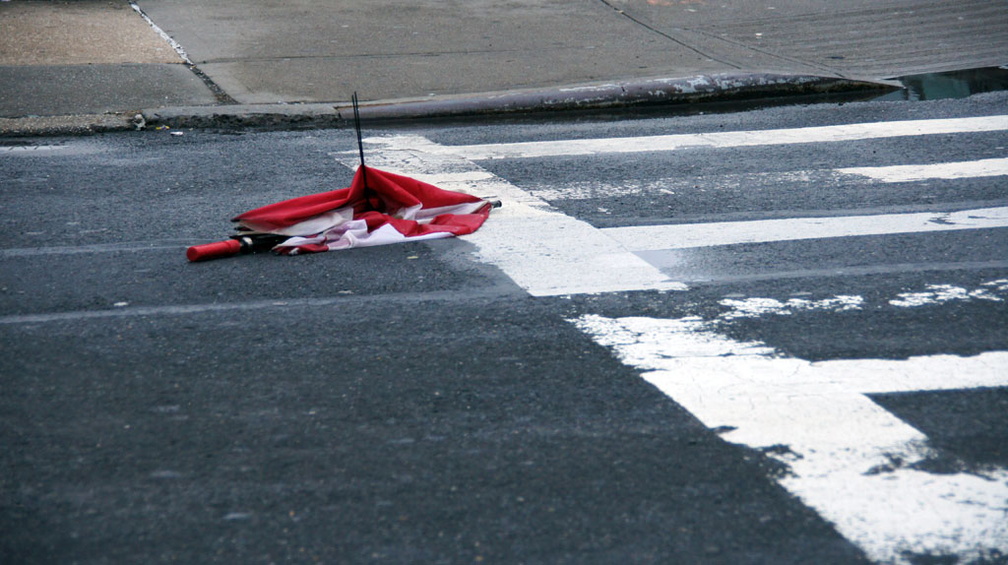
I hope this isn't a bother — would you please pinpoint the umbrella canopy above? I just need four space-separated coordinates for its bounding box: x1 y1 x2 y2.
187 165 494 261
238 165 493 254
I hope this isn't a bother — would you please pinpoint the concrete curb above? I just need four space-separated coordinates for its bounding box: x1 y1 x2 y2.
349 73 898 120
2 73 897 136
0 113 136 137
145 73 896 130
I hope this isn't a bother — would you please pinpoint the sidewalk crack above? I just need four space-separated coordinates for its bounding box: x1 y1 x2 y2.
129 1 237 105
594 0 741 70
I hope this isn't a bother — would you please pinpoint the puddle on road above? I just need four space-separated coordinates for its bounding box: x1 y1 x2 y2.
876 66 1008 101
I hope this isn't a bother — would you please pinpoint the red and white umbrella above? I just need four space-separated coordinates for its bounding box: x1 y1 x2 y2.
187 165 494 261
187 93 495 262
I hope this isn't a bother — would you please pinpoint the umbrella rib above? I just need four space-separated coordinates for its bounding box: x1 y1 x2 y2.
352 92 368 190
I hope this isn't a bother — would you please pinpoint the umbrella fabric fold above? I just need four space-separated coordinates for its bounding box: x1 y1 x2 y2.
232 166 492 255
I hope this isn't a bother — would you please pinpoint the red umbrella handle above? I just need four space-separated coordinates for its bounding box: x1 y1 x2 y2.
187 235 287 262
186 239 242 262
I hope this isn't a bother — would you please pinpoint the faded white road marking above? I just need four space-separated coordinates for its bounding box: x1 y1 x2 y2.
603 206 1008 251
717 279 1008 319
839 157 1008 183
335 136 686 296
522 158 1005 202
419 115 1008 160
718 295 864 319
520 170 825 201
0 240 192 257
0 287 510 325
573 313 1008 564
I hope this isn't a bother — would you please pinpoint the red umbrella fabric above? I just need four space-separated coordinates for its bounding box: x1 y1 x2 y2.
187 165 494 261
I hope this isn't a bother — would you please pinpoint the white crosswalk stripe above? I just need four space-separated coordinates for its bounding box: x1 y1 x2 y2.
427 115 1008 160
839 156 1008 182
604 206 1008 251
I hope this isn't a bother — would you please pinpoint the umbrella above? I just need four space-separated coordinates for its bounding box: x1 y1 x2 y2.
187 94 496 262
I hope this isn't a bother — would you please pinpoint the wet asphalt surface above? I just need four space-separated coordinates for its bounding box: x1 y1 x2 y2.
3 92 1007 563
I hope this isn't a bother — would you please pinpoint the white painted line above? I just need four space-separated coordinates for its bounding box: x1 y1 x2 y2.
419 115 1008 160
603 206 1008 251
338 135 686 296
839 157 1008 183
573 313 1008 564
808 352 1008 394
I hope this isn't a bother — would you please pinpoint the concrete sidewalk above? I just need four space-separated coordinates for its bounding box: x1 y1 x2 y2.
1 0 1006 134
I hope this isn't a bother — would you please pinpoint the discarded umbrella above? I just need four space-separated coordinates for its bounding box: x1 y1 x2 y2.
186 93 496 262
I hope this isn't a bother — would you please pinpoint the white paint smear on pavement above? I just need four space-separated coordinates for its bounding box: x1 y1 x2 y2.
719 295 865 319
573 313 1008 564
717 279 1008 319
430 115 1008 160
890 280 1008 307
603 207 1008 251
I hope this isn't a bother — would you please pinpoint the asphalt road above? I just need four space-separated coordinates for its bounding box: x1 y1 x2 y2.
2 92 1007 564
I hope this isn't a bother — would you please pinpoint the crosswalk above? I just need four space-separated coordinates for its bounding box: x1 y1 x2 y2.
346 115 1008 295
345 113 1008 563
339 134 686 296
